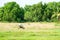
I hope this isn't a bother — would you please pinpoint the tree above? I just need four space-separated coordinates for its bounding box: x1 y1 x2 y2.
0 1 60 22
1 2 24 22
0 7 4 21
24 2 43 22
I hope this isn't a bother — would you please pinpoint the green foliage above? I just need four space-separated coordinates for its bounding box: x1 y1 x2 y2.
0 2 60 22
24 2 43 22
0 2 24 22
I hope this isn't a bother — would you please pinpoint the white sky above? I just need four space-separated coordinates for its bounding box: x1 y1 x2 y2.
0 0 60 7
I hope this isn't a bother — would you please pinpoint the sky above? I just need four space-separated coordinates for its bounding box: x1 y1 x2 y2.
0 0 60 7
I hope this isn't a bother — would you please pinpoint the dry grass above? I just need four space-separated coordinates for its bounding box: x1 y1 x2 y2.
0 22 60 31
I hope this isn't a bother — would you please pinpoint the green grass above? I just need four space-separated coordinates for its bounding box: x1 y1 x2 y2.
55 22 60 26
0 28 60 40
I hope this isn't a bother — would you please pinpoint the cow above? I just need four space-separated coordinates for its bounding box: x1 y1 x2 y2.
18 24 25 29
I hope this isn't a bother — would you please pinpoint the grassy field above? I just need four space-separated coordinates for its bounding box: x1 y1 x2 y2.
0 22 60 40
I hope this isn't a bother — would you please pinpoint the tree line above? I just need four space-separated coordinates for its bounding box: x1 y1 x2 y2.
0 2 60 22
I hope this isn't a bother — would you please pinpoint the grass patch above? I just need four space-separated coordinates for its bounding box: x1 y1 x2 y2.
55 23 60 26
0 28 60 40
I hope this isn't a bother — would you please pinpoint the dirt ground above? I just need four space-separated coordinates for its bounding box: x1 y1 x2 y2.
0 22 59 31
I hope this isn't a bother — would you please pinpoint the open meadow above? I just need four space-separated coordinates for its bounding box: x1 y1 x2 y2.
1 0 60 40
0 22 60 40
